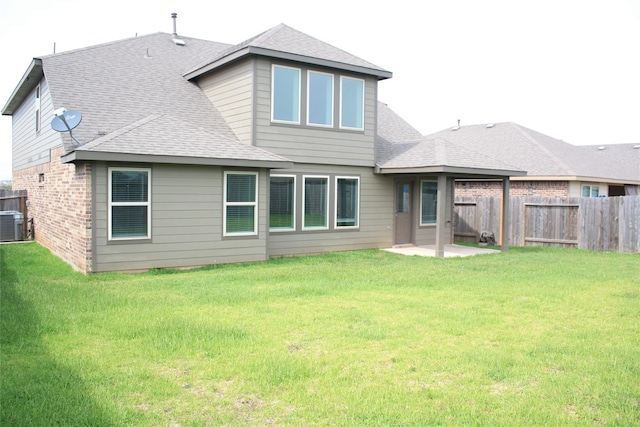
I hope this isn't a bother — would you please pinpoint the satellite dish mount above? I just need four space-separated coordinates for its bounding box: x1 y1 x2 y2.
51 108 84 146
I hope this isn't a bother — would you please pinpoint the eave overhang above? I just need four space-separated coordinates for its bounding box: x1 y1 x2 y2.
374 164 527 178
2 59 43 115
61 150 294 170
510 175 640 185
184 46 393 81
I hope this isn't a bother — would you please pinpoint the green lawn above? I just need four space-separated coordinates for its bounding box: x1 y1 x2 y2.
1 243 639 426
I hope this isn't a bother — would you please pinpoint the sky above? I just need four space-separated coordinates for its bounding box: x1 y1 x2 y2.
1 0 639 180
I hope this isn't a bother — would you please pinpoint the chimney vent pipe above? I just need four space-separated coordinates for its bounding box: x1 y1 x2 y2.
171 13 177 36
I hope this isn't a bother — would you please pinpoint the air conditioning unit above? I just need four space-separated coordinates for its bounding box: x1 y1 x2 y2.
0 211 24 242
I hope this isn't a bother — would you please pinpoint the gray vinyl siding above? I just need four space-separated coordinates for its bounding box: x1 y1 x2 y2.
267 163 393 257
11 78 63 171
254 58 376 167
198 58 254 144
93 162 268 272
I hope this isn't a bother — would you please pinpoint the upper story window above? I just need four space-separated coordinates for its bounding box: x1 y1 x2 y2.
271 64 365 131
35 85 41 133
272 65 300 124
307 71 333 127
340 76 364 130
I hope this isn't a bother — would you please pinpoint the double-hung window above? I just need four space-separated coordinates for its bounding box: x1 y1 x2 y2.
109 168 151 240
307 71 333 127
420 180 438 225
335 177 359 228
340 76 364 130
270 175 296 231
224 172 258 236
272 65 300 124
303 176 329 230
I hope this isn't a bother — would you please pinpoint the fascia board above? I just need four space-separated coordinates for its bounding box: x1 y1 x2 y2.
61 150 293 169
185 46 392 81
2 59 43 115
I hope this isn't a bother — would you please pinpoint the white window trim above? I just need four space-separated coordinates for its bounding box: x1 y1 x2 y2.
420 180 437 226
223 171 259 237
35 84 41 133
269 174 296 232
108 167 151 241
335 176 360 229
271 64 301 125
582 184 600 198
306 70 334 128
302 175 330 231
339 76 365 131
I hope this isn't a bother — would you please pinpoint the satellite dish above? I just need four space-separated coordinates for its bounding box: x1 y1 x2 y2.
51 109 82 132
50 108 84 146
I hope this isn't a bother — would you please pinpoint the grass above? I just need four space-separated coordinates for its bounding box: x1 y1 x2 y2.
1 243 639 426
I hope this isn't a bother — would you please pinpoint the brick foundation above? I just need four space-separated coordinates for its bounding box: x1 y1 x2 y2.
455 180 569 197
13 146 92 273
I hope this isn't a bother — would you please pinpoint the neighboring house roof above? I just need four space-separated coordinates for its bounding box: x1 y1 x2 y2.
578 143 640 184
425 122 640 184
184 23 392 81
376 104 525 177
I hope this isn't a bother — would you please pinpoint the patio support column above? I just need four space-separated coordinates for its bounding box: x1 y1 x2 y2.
435 174 448 257
501 178 510 251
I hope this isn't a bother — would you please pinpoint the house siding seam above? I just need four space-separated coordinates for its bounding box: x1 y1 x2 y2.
455 180 569 198
12 145 93 272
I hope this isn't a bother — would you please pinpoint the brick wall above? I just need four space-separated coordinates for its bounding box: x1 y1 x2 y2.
12 146 92 273
455 180 570 197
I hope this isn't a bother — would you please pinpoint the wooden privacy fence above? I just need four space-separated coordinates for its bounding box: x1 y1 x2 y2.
454 196 640 254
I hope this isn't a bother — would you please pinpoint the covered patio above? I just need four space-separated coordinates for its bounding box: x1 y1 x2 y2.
375 134 526 257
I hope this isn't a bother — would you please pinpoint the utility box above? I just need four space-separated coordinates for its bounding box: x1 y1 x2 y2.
0 211 24 242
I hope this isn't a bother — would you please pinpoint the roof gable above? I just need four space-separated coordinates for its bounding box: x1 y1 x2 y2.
185 24 392 80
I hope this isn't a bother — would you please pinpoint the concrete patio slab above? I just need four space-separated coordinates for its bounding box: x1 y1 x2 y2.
383 244 500 258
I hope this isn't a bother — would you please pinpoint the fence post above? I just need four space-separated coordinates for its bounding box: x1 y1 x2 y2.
501 179 510 251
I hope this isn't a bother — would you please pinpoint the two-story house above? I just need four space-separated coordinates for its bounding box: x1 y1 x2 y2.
2 23 523 272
